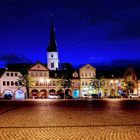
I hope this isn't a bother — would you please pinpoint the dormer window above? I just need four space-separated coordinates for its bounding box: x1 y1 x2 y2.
73 71 78 78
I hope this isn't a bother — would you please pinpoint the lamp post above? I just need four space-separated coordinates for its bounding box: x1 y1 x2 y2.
110 79 119 97
39 78 44 98
46 79 50 97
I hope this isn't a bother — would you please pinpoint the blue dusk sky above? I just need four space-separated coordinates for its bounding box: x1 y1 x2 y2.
0 0 140 67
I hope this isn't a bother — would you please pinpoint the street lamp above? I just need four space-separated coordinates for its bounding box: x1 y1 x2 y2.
46 79 50 97
110 79 119 97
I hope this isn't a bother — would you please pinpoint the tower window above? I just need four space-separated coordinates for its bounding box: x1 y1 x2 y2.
51 54 53 58
51 63 54 68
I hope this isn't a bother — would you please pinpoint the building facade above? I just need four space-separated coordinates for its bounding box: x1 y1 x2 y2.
0 70 26 99
0 19 139 99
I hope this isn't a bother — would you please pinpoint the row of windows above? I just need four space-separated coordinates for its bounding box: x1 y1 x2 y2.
81 73 95 77
3 81 20 86
72 82 80 86
30 72 49 77
35 81 56 86
6 73 18 77
81 81 120 86
82 81 89 86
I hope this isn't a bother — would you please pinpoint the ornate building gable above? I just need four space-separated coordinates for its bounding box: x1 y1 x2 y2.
29 62 49 71
72 71 79 78
79 64 96 79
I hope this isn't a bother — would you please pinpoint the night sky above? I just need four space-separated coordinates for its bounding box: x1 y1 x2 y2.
0 0 140 67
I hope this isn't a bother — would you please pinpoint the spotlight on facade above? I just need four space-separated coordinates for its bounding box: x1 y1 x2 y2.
46 79 50 83
40 79 44 83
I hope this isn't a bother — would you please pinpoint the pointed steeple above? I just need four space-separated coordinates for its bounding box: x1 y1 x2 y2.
47 16 57 52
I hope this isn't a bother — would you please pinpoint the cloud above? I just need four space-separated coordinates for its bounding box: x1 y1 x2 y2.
0 54 32 64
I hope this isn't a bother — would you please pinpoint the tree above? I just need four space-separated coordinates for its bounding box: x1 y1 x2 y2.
59 71 72 99
123 67 137 96
90 78 105 97
122 75 135 97
17 75 35 98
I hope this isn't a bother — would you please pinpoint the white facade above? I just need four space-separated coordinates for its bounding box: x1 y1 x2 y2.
47 52 59 70
79 64 96 97
0 71 26 99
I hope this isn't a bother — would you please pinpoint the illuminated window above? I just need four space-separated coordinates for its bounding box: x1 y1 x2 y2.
36 81 39 86
35 72 38 76
73 71 78 77
53 81 55 86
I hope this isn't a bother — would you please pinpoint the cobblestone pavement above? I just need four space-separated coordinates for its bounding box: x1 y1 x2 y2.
0 99 139 140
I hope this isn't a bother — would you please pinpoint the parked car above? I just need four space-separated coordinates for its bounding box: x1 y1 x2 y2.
81 94 92 99
48 94 61 99
3 94 13 100
91 94 98 98
128 94 140 98
65 94 73 99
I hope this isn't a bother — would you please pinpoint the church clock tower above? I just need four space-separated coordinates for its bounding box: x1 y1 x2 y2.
47 18 59 70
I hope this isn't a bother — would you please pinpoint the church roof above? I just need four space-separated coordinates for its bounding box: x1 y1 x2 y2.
47 18 57 52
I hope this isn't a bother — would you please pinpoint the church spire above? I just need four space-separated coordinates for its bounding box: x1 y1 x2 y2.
47 16 57 52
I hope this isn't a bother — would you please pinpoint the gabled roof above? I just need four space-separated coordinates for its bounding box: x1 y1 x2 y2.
79 64 96 70
28 61 49 71
49 69 79 79
47 18 57 52
0 68 5 77
6 63 32 75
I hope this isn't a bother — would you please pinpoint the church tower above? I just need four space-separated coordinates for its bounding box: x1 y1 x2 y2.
47 18 59 70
